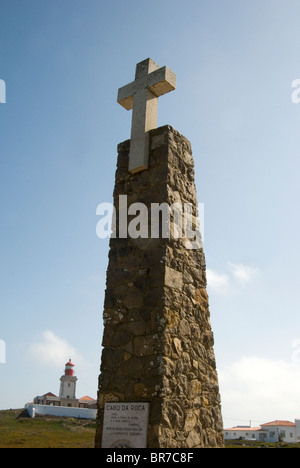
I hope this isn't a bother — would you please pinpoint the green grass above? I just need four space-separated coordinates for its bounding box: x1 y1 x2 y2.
225 438 300 448
2 410 300 448
0 409 96 448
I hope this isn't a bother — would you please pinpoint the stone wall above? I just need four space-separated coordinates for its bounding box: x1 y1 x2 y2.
95 125 223 448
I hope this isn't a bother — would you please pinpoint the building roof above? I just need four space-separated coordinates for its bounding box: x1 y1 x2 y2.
224 426 261 432
261 420 296 427
225 419 297 432
79 395 96 401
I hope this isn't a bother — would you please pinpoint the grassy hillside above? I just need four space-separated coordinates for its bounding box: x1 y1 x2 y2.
2 409 300 448
0 409 96 448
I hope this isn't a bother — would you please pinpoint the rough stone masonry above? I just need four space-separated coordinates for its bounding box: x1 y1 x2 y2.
95 123 224 448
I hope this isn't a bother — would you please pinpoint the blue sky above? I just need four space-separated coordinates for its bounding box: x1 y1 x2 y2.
1 0 300 428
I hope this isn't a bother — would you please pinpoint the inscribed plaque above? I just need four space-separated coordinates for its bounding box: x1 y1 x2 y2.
102 402 150 448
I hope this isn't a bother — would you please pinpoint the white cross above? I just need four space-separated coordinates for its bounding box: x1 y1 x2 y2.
118 58 176 173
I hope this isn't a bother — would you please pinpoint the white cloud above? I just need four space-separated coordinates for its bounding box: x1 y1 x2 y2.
207 262 259 294
206 269 230 295
219 355 300 427
28 330 85 369
228 262 260 284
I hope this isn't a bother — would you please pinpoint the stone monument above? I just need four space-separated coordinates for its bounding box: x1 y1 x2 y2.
95 58 224 448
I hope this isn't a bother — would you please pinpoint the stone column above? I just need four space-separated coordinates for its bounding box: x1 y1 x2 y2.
95 125 224 448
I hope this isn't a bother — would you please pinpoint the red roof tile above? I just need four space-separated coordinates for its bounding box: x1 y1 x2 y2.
261 420 295 427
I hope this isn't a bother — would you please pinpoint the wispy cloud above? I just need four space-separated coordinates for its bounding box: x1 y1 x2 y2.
207 262 260 294
206 269 230 295
228 263 260 284
28 330 85 369
219 355 300 425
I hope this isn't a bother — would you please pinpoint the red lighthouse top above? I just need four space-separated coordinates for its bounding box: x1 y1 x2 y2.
64 359 75 376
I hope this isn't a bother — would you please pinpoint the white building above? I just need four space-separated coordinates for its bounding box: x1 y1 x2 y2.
224 420 300 443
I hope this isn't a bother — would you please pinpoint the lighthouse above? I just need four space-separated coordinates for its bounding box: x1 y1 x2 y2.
59 359 78 405
28 358 97 418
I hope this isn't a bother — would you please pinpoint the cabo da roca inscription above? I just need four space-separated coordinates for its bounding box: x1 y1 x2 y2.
102 402 149 448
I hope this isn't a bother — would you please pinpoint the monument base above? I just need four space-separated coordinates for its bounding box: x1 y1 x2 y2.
95 125 224 448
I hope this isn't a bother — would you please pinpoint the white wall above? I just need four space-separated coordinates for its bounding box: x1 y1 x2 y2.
260 425 296 443
295 420 300 442
25 403 97 420
224 423 298 443
224 429 257 440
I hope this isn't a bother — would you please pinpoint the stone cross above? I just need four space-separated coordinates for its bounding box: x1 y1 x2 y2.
117 58 176 173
